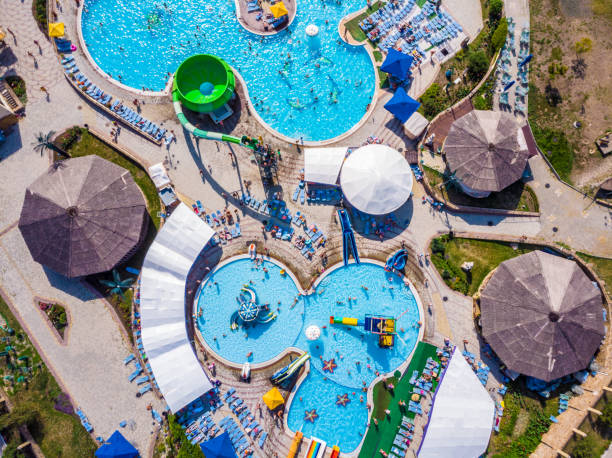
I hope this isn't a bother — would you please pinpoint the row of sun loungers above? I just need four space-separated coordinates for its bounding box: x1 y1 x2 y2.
76 407 93 433
224 389 269 450
60 56 166 144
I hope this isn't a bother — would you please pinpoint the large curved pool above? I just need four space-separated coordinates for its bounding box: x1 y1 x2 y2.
81 0 376 141
196 258 421 452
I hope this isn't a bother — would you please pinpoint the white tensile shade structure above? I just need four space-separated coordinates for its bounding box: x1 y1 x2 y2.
418 350 495 458
340 144 413 215
140 203 215 412
305 325 321 341
303 147 347 185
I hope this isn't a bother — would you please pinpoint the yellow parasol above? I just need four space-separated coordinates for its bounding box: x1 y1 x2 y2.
262 387 285 410
48 22 65 38
270 1 288 18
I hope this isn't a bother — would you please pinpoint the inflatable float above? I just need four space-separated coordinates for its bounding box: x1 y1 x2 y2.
306 437 327 458
241 362 251 381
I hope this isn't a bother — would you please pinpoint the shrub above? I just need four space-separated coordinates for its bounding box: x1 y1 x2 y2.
572 434 599 458
5 76 27 104
419 83 444 118
467 51 489 81
545 84 562 106
32 0 47 31
489 0 503 24
441 269 452 280
574 37 592 53
431 238 445 254
491 20 508 52
551 47 563 61
599 402 612 429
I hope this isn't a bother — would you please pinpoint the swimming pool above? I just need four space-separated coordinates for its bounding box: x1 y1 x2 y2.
80 0 376 141
196 258 421 452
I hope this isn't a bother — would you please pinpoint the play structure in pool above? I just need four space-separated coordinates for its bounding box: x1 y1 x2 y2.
195 258 422 451
230 286 276 329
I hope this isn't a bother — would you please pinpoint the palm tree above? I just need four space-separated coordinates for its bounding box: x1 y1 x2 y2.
99 269 134 298
32 131 56 156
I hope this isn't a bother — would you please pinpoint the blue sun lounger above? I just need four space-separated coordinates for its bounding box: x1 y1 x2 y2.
128 368 142 382
259 431 267 447
138 383 152 395
123 354 135 365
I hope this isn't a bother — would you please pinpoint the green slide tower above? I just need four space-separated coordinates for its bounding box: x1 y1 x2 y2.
172 54 256 147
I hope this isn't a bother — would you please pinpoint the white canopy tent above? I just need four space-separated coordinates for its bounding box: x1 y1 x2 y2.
418 350 495 458
304 147 347 185
140 203 215 412
403 112 429 138
339 144 413 215
148 163 171 189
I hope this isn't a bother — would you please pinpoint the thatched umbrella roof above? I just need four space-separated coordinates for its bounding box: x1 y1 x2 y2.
480 251 604 381
18 156 147 278
444 110 530 193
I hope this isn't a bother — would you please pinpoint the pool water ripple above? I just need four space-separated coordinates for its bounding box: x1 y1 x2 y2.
196 259 420 452
81 0 376 141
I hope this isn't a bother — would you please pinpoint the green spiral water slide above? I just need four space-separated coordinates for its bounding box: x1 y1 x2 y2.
172 54 253 147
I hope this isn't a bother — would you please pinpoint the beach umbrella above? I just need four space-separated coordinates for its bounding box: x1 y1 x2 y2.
270 2 288 18
519 54 533 67
48 22 65 37
340 144 413 215
199 432 237 458
380 48 414 80
262 387 285 410
18 156 147 277
305 325 321 341
443 110 529 195
503 80 515 92
384 87 420 123
480 251 605 382
95 430 139 458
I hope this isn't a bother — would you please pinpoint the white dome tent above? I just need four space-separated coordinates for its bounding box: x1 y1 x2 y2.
339 144 413 215
418 349 495 458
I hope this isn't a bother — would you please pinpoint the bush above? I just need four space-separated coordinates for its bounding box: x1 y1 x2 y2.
489 0 503 24
5 76 27 105
572 434 599 458
467 51 489 81
419 83 445 119
431 238 445 254
491 20 508 52
473 95 489 110
32 0 47 31
441 269 452 280
599 402 612 429
545 84 563 106
574 37 592 54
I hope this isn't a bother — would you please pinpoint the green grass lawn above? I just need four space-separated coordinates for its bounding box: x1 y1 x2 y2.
423 166 539 212
488 380 558 457
359 342 439 457
576 252 612 297
429 236 534 295
0 296 97 457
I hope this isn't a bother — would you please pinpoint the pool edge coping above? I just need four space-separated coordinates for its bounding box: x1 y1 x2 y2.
75 0 381 146
194 255 425 455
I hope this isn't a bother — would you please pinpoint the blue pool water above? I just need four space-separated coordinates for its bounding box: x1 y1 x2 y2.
196 259 421 452
81 0 376 141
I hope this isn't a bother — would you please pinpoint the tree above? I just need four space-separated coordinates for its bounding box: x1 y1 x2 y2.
491 20 508 52
467 51 489 81
431 238 445 254
99 269 134 298
31 131 56 156
489 0 503 24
